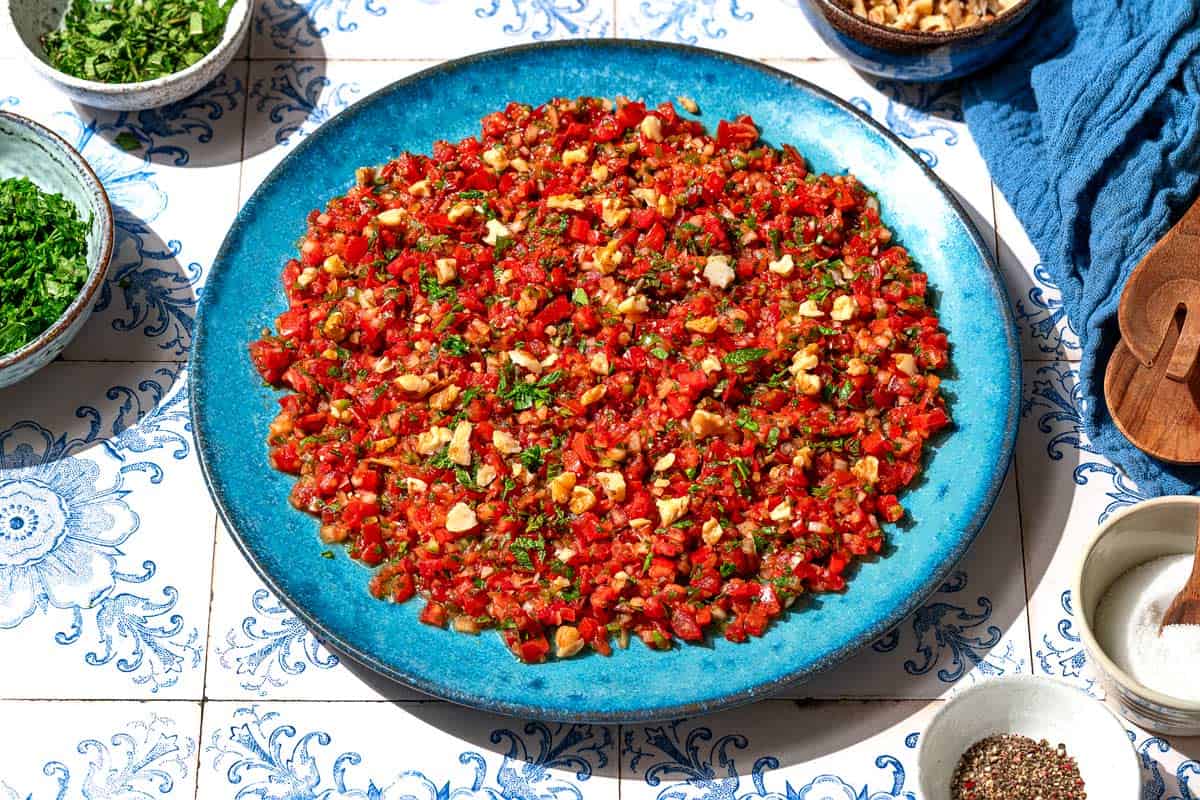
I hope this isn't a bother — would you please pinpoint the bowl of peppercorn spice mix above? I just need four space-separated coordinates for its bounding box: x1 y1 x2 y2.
795 0 1043 82
917 675 1139 799
0 110 112 388
5 0 251 110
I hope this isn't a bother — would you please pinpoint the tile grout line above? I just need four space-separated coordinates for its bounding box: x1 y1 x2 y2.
998 178 1038 673
992 180 1037 673
1011 447 1036 674
191 54 256 743
193 699 207 800
198 513 221 709
616 723 623 797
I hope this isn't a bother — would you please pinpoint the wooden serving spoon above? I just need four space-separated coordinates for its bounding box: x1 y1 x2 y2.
1104 195 1200 463
1161 510 1200 631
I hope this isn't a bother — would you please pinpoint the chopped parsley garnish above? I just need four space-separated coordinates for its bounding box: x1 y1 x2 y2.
419 267 457 302
0 178 91 356
440 334 470 356
509 536 545 570
499 368 564 411
519 444 546 472
736 407 759 432
723 347 769 366
41 0 235 83
493 235 515 259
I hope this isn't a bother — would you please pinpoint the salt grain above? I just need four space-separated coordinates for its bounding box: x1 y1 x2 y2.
1094 554 1200 701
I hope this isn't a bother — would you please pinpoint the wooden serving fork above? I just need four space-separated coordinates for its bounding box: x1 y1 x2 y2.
1104 195 1200 464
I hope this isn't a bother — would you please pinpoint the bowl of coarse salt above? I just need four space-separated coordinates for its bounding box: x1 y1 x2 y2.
1074 495 1200 736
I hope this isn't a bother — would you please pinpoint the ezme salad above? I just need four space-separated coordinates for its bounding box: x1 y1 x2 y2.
250 96 952 664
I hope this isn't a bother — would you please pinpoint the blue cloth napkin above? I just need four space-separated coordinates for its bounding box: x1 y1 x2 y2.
962 0 1200 496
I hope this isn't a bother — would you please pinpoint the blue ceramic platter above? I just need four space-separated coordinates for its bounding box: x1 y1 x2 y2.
191 40 1019 722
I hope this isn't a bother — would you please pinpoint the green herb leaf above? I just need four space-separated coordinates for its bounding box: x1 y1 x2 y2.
509 536 545 571
736 407 759 432
114 131 141 151
440 334 470 357
419 267 457 303
0 178 90 357
499 369 564 411
518 444 545 473
722 347 769 366
42 0 236 84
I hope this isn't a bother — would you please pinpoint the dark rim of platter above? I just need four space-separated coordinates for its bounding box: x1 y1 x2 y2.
189 38 1022 723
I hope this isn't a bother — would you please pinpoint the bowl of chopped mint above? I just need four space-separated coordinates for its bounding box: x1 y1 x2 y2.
0 111 113 388
6 0 251 110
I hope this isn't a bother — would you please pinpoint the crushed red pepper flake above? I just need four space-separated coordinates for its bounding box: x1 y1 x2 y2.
249 96 952 663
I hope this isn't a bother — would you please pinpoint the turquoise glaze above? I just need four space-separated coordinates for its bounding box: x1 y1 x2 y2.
191 41 1020 722
0 111 112 388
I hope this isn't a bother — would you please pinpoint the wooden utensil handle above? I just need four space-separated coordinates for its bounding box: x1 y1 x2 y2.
1119 194 1200 380
1170 197 1200 380
1170 296 1200 381
1182 194 1200 237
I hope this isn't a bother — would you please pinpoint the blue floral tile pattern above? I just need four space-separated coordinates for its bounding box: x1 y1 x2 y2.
250 62 363 146
621 703 925 800
869 571 1027 685
251 0 616 58
0 364 213 698
0 703 200 798
255 0 391 55
623 0 754 44
216 587 341 696
1034 589 1101 697
849 81 961 169
200 703 618 798
2 0 1196 787
2 62 246 362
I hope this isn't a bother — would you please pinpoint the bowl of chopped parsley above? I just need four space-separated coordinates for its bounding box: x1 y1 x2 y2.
6 0 251 110
0 110 113 388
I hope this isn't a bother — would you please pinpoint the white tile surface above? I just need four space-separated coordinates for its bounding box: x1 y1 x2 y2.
2 59 247 362
2 0 1195 787
1017 360 1148 697
204 524 426 701
0 363 215 699
619 0 833 59
996 190 1082 361
622 700 932 799
0 701 201 796
239 59 436 198
198 701 619 799
250 0 617 60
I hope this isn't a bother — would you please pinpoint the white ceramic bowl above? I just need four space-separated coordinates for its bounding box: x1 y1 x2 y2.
917 676 1140 800
1073 495 1200 736
0 110 113 388
6 0 251 110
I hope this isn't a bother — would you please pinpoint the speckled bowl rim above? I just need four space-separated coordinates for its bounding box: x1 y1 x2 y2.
189 38 1021 722
812 0 1039 44
916 675 1140 792
7 0 251 94
0 110 112 372
1072 494 1200 713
